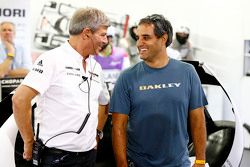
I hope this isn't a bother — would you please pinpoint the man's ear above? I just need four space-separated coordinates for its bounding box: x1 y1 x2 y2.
162 33 168 46
82 28 92 39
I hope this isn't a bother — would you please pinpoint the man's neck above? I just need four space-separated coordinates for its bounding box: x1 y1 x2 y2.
145 53 170 68
68 36 89 59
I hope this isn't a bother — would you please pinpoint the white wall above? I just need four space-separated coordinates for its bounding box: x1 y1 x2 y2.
240 0 250 147
30 0 250 146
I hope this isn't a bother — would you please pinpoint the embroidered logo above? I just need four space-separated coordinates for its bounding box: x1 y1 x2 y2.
37 60 43 67
65 66 80 71
32 67 43 74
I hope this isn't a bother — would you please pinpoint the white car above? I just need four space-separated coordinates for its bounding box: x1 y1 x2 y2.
0 61 244 167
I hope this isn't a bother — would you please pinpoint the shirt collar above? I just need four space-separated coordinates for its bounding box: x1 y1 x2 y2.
63 41 94 63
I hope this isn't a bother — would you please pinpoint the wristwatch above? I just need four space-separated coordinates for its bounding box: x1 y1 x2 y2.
97 129 104 140
7 53 14 60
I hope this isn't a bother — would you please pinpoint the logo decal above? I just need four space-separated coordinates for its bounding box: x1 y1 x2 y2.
37 60 43 66
65 66 80 71
139 83 181 91
32 67 43 74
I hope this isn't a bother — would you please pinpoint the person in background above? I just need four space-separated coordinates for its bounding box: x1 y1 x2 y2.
171 25 194 60
127 25 141 65
0 21 32 78
110 14 207 167
167 45 181 60
12 7 110 167
95 26 130 94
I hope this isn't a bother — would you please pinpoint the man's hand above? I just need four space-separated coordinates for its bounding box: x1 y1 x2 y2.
0 40 15 78
3 40 15 54
23 140 34 161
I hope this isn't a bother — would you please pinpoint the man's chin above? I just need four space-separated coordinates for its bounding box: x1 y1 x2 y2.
6 37 14 43
139 54 146 60
91 50 100 56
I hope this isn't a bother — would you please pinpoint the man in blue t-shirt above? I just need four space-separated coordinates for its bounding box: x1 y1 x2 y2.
110 14 208 167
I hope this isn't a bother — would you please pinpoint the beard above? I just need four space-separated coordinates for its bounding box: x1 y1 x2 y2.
176 33 189 45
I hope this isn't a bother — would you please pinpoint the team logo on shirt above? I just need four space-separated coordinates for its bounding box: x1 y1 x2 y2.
65 66 81 77
37 60 43 67
32 60 44 74
65 66 80 71
139 83 181 91
32 67 43 74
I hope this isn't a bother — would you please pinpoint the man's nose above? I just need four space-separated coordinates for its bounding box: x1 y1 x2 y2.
136 38 143 47
5 30 12 34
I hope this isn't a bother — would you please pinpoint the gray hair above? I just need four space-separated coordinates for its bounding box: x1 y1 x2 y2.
0 21 16 31
69 7 110 35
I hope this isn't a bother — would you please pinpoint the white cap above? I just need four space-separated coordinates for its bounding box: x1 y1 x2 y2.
176 26 190 34
107 26 116 37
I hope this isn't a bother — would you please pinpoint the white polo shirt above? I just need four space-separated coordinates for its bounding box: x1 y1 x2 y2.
22 42 109 152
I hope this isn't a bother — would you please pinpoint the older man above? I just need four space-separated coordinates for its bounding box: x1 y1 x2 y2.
12 7 110 167
0 21 32 78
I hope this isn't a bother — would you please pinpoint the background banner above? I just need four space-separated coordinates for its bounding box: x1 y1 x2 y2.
0 0 31 56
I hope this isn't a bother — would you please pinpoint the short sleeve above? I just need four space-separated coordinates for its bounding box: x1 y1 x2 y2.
22 53 55 95
189 66 208 111
98 70 110 105
109 72 130 115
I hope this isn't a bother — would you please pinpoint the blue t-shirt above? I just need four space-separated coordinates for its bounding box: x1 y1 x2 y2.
110 58 208 167
0 43 32 70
